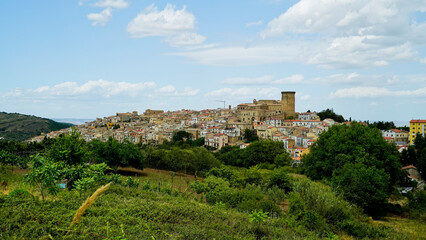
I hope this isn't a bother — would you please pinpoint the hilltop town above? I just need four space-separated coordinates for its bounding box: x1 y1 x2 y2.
30 91 419 164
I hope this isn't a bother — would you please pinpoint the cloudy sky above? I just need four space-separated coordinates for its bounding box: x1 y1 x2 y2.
1 0 425 123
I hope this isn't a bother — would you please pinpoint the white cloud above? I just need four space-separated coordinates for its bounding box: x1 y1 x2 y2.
330 86 426 98
93 0 129 9
298 93 311 101
172 42 306 66
173 1 425 68
261 0 425 38
156 85 200 96
87 8 112 26
127 4 205 47
4 80 156 99
166 33 206 47
272 74 304 84
127 4 195 37
421 57 426 64
246 20 263 27
310 73 361 85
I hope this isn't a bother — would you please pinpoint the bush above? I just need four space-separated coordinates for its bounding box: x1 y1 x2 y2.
408 190 426 212
9 189 33 199
123 177 140 188
268 167 292 192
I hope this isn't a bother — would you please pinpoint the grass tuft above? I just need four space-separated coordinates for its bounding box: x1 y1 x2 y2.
70 182 111 227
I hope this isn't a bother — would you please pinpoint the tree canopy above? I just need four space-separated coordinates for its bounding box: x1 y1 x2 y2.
317 109 345 122
303 122 401 217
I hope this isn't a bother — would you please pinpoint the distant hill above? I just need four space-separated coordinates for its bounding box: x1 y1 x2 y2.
0 112 74 141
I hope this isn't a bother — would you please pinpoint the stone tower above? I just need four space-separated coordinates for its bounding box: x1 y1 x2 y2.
281 91 296 119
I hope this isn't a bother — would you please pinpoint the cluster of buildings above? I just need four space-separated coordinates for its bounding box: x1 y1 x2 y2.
29 91 425 165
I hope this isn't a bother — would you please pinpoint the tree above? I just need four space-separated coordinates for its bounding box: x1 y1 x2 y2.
243 129 259 143
401 133 426 179
268 167 292 192
243 140 285 167
47 129 89 165
89 138 144 170
164 148 196 173
304 123 400 185
331 163 390 217
274 152 292 167
172 131 193 143
400 145 418 166
25 155 62 200
303 122 401 216
317 108 345 122
192 147 221 174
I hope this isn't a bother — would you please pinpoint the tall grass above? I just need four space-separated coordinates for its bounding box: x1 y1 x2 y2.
70 182 111 227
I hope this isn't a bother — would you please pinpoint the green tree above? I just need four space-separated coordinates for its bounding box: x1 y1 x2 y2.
192 147 221 174
401 133 426 179
274 152 292 167
303 122 400 186
268 167 292 192
25 155 62 200
243 140 285 167
243 129 259 143
89 138 144 170
331 163 390 217
164 148 196 173
216 147 245 167
317 108 345 122
400 145 418 166
47 129 89 165
172 131 193 143
303 122 401 216
368 121 396 131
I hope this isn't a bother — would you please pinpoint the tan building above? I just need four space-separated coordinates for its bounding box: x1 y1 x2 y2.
236 91 297 125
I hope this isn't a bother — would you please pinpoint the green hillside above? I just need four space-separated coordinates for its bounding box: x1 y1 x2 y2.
0 112 74 141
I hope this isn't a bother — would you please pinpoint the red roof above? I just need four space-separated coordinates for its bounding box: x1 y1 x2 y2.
402 165 417 170
410 120 426 123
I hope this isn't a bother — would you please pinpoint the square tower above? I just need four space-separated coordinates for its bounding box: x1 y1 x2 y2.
281 91 296 119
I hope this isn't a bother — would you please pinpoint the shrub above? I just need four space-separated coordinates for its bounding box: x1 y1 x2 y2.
9 189 33 199
123 177 140 188
268 167 292 192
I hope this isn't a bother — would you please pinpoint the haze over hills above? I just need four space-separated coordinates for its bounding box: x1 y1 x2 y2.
52 118 94 125
0 112 74 141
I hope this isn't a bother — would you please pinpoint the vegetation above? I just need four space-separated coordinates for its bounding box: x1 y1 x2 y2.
0 112 73 141
317 108 345 122
303 122 401 217
89 138 145 170
243 129 259 143
367 121 397 131
0 124 425 239
401 133 426 179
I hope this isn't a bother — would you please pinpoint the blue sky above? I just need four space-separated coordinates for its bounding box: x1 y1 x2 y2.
1 0 425 123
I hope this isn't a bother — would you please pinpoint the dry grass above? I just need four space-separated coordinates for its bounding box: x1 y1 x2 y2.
70 182 112 227
373 216 426 240
118 167 198 191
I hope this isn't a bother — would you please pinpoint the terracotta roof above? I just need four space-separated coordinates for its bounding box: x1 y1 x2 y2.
401 165 417 170
410 119 426 123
